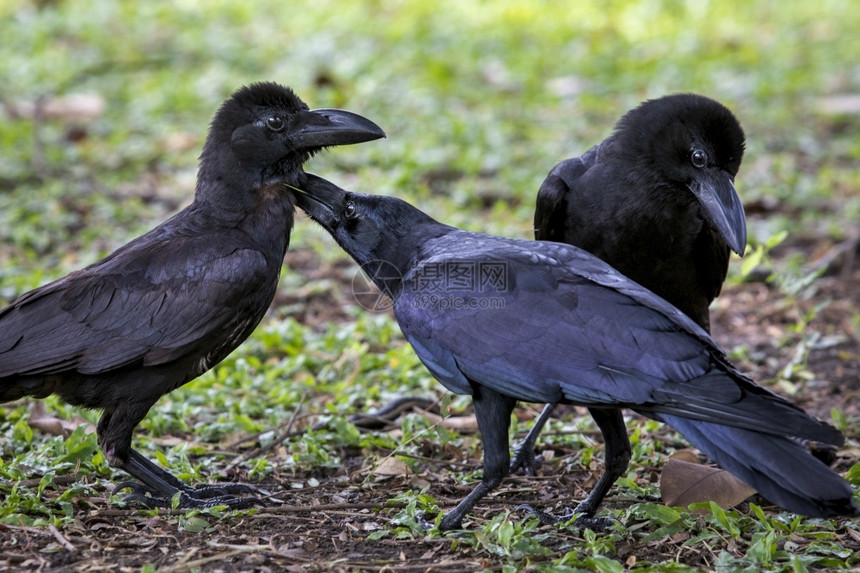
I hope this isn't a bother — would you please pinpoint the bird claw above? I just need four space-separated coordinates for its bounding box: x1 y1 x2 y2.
183 482 263 498
124 491 266 510
516 503 569 525
515 504 619 530
509 448 544 476
573 515 620 531
115 480 268 509
115 480 151 496
411 512 467 532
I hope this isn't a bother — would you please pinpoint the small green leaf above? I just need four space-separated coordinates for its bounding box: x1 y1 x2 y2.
765 230 789 249
496 517 514 547
367 529 389 540
584 555 624 573
845 462 860 486
639 503 682 525
830 408 847 432
740 245 765 277
182 516 210 533
706 501 740 538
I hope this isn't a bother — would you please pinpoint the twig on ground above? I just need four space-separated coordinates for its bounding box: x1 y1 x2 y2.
47 523 76 553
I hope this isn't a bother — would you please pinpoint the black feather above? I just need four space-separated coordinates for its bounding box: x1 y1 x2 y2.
0 83 383 508
295 174 859 529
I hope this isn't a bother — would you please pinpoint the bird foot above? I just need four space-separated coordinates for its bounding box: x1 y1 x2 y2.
438 512 468 531
116 481 268 510
509 447 544 476
516 504 618 530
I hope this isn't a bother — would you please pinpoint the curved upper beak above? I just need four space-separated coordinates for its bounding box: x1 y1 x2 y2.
291 108 385 149
689 170 747 256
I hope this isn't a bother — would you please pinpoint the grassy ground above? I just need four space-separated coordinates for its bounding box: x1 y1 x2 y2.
1 0 859 570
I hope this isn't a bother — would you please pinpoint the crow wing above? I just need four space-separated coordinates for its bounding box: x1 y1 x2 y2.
534 143 602 242
395 232 841 445
0 226 274 378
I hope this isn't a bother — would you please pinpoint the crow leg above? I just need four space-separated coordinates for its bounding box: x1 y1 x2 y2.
519 407 628 529
116 449 266 509
566 407 629 527
439 385 517 530
509 402 555 475
98 407 265 509
574 407 630 516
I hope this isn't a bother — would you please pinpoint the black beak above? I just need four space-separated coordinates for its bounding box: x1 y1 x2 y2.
291 108 385 149
689 170 747 256
294 173 347 229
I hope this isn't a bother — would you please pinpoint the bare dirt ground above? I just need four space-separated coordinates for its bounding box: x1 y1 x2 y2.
1 238 859 572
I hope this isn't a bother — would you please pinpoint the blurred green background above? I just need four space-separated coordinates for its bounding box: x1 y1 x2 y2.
1 0 859 569
2 0 859 293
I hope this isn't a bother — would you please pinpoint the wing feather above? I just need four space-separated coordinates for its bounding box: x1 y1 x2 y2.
0 232 272 379
395 233 839 444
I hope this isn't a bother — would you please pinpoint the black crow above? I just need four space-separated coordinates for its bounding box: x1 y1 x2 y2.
294 174 858 530
513 94 747 475
0 82 384 508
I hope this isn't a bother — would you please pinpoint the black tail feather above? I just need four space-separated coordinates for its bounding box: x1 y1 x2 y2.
663 415 859 518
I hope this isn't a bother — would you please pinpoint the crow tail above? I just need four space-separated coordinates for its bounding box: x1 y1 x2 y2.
662 415 859 518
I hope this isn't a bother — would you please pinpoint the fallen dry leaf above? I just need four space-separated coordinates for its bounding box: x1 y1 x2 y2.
28 403 96 437
370 456 411 477
660 456 756 510
668 449 701 464
419 411 479 432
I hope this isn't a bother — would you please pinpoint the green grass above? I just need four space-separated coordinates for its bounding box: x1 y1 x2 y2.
1 0 859 570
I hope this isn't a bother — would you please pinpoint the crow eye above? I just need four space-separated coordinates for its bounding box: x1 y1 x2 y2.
345 201 357 219
266 116 286 132
690 148 708 169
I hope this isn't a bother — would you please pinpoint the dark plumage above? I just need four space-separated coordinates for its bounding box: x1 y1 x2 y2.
536 93 746 328
0 82 384 508
513 94 747 475
295 174 858 530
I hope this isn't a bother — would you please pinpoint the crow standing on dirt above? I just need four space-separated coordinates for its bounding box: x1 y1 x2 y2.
0 82 384 508
294 174 858 530
512 94 747 475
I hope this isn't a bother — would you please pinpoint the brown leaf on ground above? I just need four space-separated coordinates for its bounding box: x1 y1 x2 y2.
660 453 757 510
27 403 96 437
420 411 479 432
667 449 701 464
369 456 411 478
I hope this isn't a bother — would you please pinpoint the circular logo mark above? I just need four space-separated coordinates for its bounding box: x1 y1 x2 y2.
351 260 401 312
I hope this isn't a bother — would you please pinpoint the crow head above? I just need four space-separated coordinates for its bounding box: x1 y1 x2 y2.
294 174 443 296
616 94 747 256
197 82 384 202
